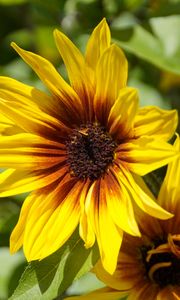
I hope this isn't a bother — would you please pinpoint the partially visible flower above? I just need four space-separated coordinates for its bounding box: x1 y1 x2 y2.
67 136 180 300
0 19 178 274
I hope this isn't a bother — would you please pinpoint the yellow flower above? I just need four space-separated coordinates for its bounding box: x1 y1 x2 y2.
71 136 180 299
0 19 178 274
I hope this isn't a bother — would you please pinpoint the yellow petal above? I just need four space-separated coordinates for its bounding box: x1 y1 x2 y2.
0 133 66 169
104 171 140 237
11 186 59 255
79 180 95 248
0 113 20 135
0 165 68 197
85 18 111 69
0 112 13 125
54 29 94 121
117 165 173 220
0 132 65 149
10 192 37 253
108 87 139 139
0 76 76 129
85 180 123 274
23 178 82 260
0 76 54 114
0 96 71 139
129 175 164 237
0 152 64 169
94 44 128 124
11 43 83 124
118 136 178 176
64 287 126 300
134 106 178 141
94 252 141 291
158 135 180 213
11 174 75 255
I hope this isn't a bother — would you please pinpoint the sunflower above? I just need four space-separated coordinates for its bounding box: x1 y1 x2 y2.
0 19 178 274
69 136 180 300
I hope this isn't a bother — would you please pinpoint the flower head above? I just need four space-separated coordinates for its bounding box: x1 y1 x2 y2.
0 19 178 274
78 136 180 299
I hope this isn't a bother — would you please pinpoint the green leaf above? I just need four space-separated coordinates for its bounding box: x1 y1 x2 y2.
150 15 180 58
0 0 27 5
112 15 180 75
0 199 20 234
111 13 137 29
0 248 24 300
0 199 21 247
67 272 105 296
10 230 99 300
8 261 27 298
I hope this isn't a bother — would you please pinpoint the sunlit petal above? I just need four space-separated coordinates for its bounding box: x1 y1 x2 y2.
24 177 82 260
0 96 71 139
108 87 138 139
118 136 178 176
135 106 178 141
114 164 173 220
104 171 140 236
0 133 66 169
0 166 68 197
85 18 110 69
85 180 123 274
94 44 128 124
54 29 94 120
158 135 180 212
11 43 84 125
79 180 96 248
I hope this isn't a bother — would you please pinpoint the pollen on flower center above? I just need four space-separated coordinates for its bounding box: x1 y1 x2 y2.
140 238 180 287
66 123 117 180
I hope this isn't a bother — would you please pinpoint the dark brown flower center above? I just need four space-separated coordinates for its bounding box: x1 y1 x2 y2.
140 235 180 287
66 123 117 180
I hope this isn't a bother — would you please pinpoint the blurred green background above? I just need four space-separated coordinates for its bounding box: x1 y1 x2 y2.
0 0 180 299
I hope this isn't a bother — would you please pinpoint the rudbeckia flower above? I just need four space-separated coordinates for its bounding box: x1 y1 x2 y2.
0 19 178 274
71 136 180 299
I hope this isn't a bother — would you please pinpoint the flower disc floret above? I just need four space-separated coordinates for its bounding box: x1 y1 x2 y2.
66 123 117 180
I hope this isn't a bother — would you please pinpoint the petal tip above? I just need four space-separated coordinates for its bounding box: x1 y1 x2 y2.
160 211 174 220
101 17 108 26
9 246 16 255
11 42 23 55
11 41 17 50
9 240 21 255
109 43 128 65
53 28 59 38
127 86 139 98
53 28 66 42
